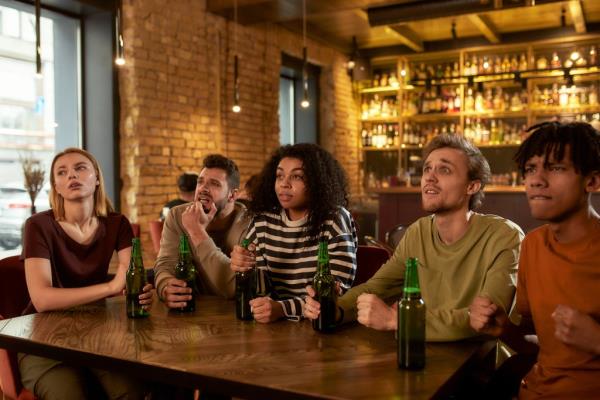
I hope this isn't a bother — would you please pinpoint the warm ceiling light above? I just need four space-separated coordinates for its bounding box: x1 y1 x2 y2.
231 0 241 113
35 0 42 76
301 0 310 109
115 7 125 66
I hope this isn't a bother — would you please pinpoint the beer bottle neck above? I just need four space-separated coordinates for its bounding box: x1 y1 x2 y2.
131 239 143 269
403 260 421 298
316 240 330 274
179 236 191 262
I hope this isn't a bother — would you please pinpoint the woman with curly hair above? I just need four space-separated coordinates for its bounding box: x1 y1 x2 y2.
230 143 357 322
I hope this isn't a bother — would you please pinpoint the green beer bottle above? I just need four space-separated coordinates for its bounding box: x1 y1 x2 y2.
126 238 149 318
397 257 426 369
175 235 196 312
235 238 254 321
312 238 337 333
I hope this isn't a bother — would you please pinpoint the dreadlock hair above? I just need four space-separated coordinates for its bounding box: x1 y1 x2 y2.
514 121 600 177
249 143 350 240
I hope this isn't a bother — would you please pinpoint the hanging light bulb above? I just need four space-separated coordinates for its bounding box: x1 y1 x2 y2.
232 54 241 113
300 0 310 108
115 7 125 66
231 0 241 113
301 46 310 108
35 0 42 77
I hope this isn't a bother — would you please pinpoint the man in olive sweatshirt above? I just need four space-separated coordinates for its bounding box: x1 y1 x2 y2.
305 134 523 341
154 154 249 306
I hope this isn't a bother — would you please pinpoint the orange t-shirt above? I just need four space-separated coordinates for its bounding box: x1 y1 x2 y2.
517 224 600 399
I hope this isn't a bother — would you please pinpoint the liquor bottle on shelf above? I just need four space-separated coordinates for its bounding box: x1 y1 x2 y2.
590 46 597 66
550 52 562 69
519 53 528 71
501 54 511 72
590 85 598 105
465 88 475 112
536 54 548 70
510 54 519 71
559 85 569 107
576 48 587 66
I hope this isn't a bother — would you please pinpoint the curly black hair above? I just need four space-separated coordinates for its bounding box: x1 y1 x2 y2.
249 143 349 239
514 121 600 177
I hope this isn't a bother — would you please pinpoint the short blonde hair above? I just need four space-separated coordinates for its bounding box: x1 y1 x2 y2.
50 148 114 220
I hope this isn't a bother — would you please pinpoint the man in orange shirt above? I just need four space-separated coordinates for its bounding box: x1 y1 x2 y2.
469 121 600 398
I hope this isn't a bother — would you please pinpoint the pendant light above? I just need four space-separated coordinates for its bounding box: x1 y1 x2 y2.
115 5 125 66
300 0 310 109
35 0 42 77
232 0 241 113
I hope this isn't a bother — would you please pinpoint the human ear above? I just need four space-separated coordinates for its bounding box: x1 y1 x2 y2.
584 172 600 193
467 180 481 195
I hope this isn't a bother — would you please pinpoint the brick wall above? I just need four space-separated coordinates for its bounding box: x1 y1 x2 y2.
118 0 359 262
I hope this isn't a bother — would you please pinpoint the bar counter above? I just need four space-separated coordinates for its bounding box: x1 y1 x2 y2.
373 186 600 238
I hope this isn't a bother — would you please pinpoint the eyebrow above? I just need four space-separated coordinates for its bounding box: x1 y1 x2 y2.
276 167 304 172
56 161 88 170
424 158 455 167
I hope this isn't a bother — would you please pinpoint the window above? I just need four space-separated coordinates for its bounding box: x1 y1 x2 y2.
0 1 81 256
278 53 320 145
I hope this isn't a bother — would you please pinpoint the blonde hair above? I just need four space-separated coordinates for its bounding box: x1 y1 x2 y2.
50 148 114 220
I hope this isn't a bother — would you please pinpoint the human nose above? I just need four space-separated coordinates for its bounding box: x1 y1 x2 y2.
526 169 546 187
68 168 77 179
279 176 291 188
423 168 436 182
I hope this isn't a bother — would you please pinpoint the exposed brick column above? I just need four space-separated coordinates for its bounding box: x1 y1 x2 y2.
118 0 359 263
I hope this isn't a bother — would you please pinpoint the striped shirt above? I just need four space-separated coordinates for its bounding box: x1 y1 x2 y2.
246 207 357 319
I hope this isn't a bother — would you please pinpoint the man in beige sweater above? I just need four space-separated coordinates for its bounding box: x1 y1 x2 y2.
154 154 249 306
305 135 523 341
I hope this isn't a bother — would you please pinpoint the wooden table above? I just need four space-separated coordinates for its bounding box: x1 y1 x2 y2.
0 296 492 399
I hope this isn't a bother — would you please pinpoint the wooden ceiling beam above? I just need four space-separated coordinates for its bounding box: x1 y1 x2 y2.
467 14 501 44
568 0 586 34
387 25 424 53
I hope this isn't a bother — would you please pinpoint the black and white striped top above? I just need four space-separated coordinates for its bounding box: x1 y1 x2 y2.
245 207 357 319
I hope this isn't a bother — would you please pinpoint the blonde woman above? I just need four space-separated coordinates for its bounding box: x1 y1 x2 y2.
19 148 151 399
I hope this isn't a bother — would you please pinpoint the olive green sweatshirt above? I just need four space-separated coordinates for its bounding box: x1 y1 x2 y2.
339 213 523 341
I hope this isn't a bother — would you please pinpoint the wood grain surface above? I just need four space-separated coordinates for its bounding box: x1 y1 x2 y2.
0 296 491 399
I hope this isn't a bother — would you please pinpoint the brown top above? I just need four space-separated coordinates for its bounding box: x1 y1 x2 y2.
517 224 600 399
21 210 133 312
153 202 249 300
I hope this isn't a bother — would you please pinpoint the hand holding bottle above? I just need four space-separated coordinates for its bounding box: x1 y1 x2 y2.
162 278 193 309
303 283 342 321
